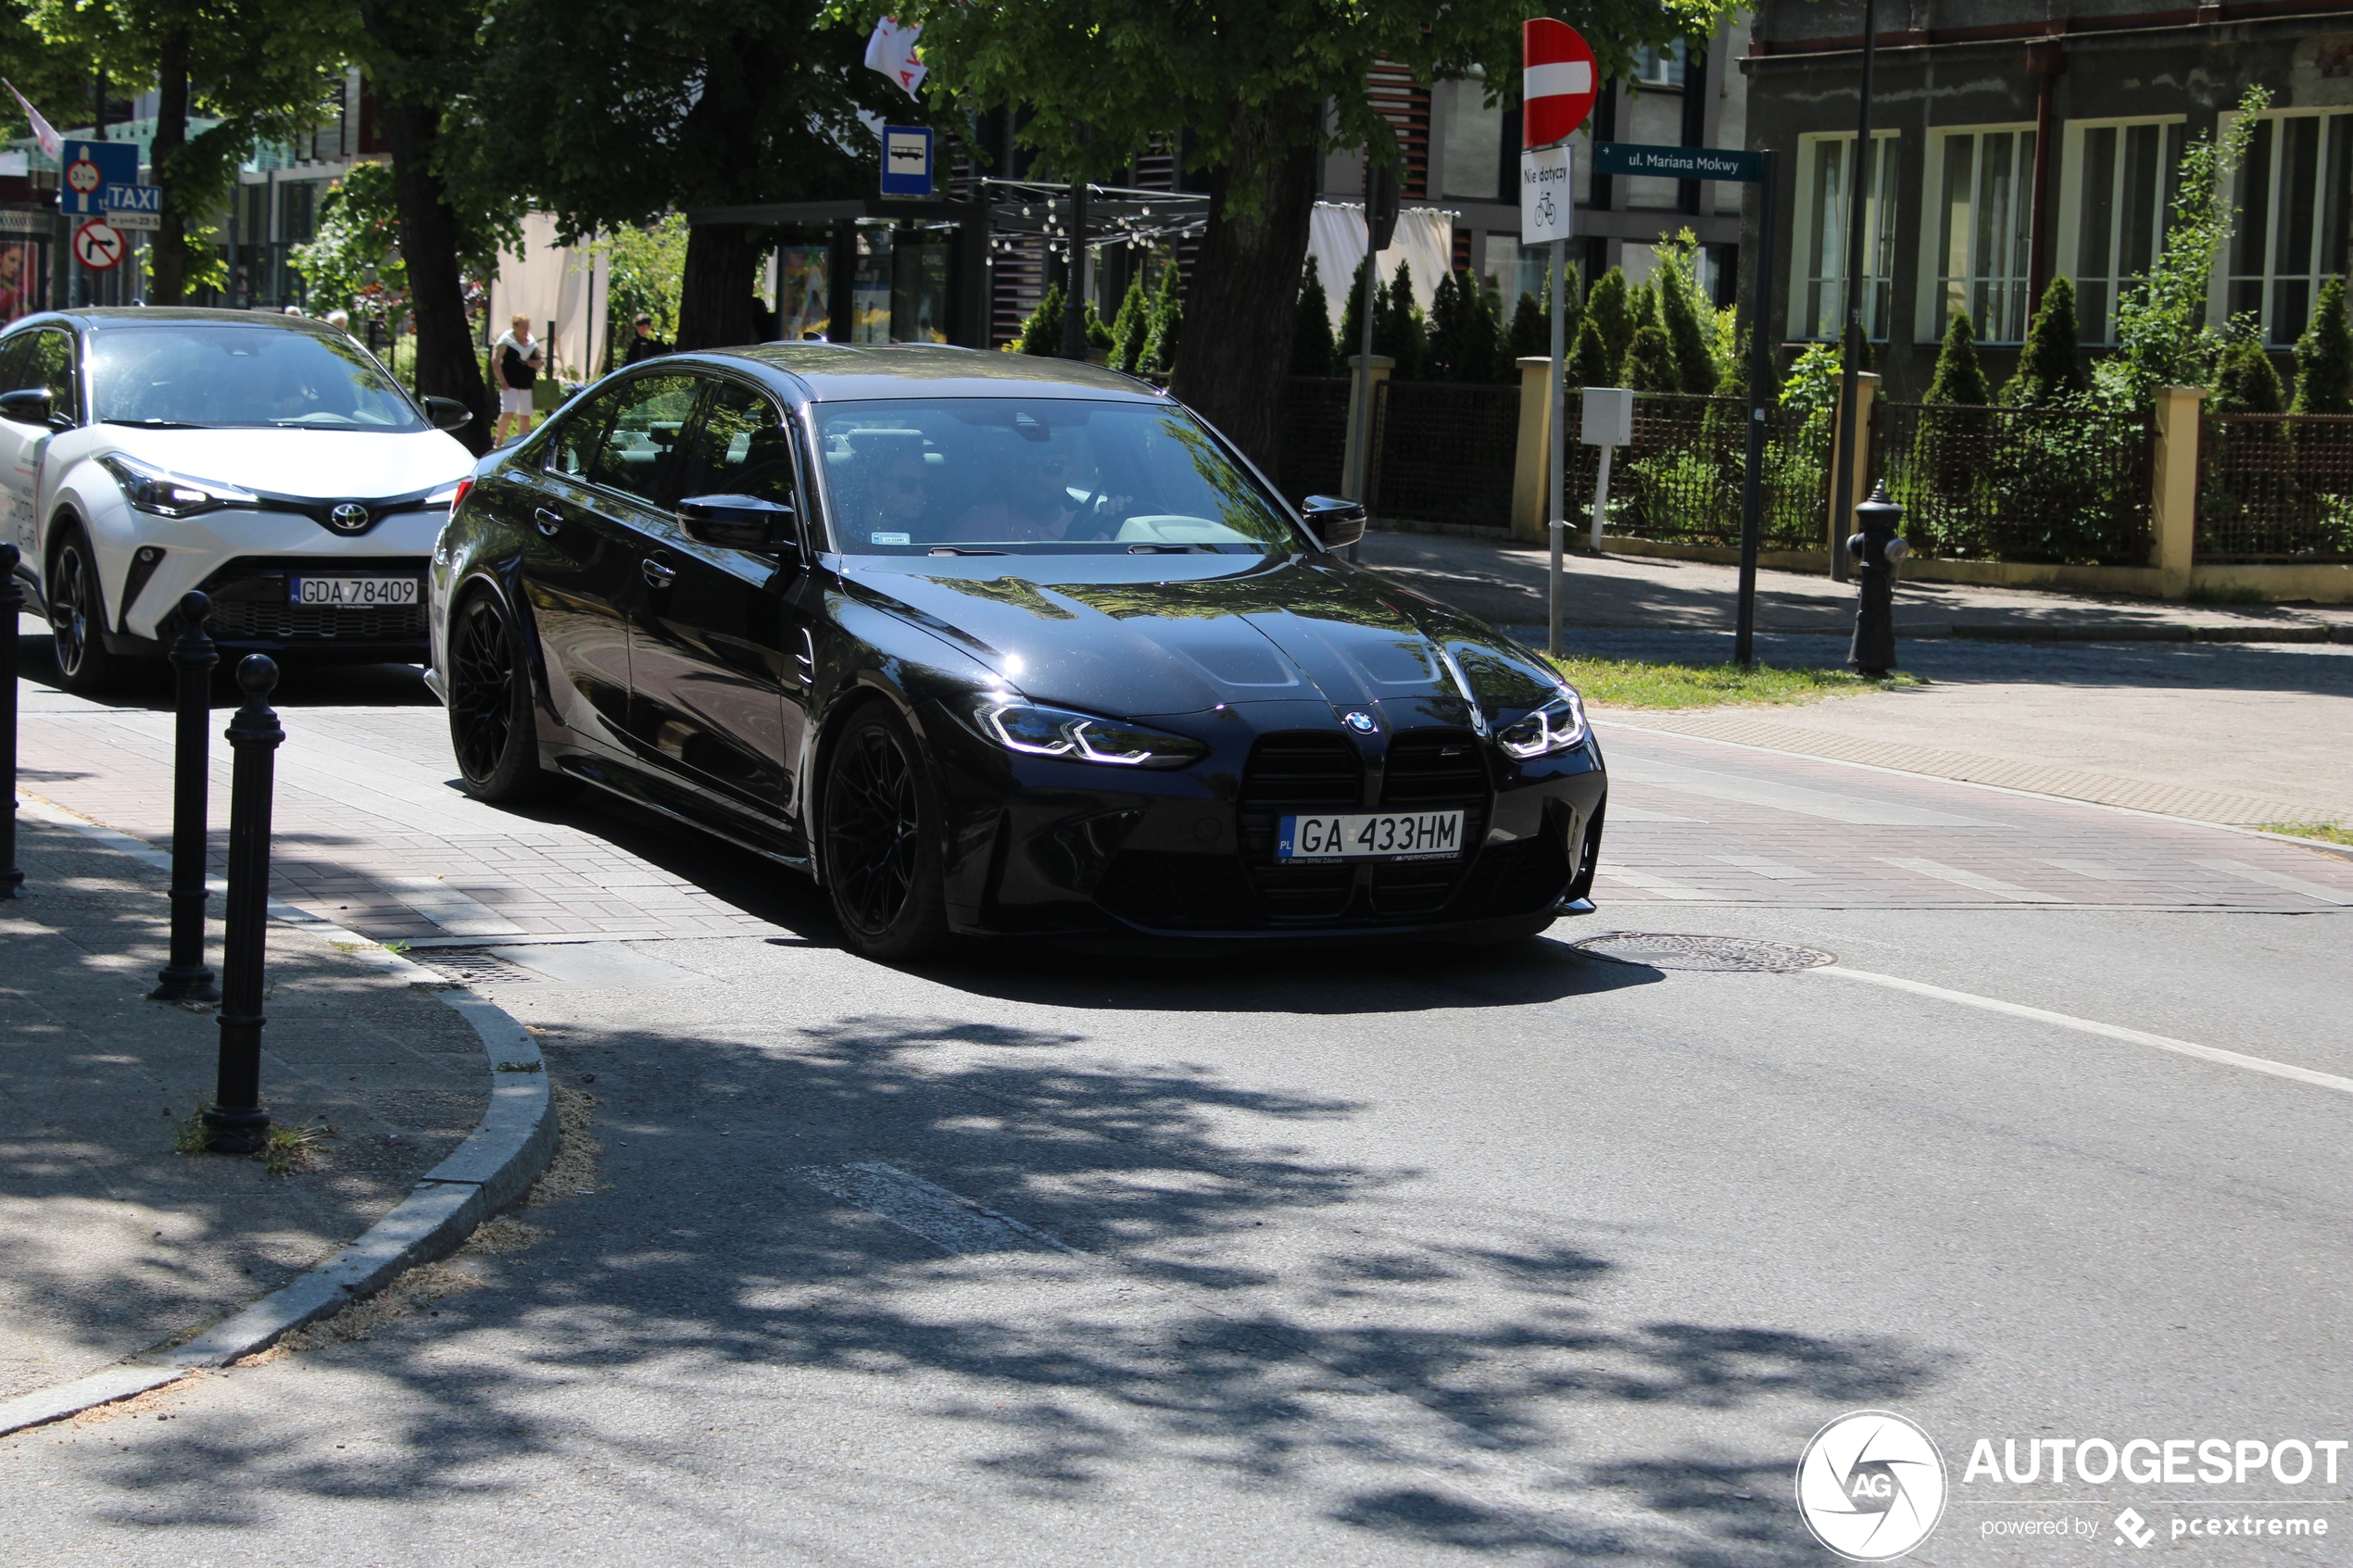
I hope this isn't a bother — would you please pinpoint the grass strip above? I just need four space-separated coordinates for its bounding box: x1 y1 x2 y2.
1545 654 1924 709
2258 821 2353 846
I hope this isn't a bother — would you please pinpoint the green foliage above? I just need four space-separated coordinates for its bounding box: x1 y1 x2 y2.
1378 261 1428 380
2001 276 2090 406
1291 255 1336 375
2108 85 2271 408
1111 271 1152 373
1507 292 1548 360
1422 269 1513 383
1139 263 1182 375
1085 300 1115 352
601 215 691 349
2291 274 2353 415
1623 322 1680 393
1014 282 1064 356
1924 310 1992 405
1779 342 1844 424
1338 256 1388 363
1586 267 1634 383
1572 315 1612 387
2211 333 2285 413
1652 232 1718 397
289 163 409 323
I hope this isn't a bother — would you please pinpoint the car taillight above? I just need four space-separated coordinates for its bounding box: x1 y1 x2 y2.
449 478 473 513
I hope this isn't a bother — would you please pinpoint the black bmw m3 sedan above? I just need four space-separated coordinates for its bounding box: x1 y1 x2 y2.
424 345 1606 960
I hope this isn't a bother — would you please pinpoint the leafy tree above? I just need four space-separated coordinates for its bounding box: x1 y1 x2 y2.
602 215 691 361
2001 275 2089 405
1139 260 1182 376
2106 85 2271 408
1585 266 1635 383
886 0 1727 469
1291 255 1335 376
1109 270 1151 373
289 161 409 324
1571 314 1611 388
2291 273 2353 415
1014 282 1066 356
1623 322 1679 393
2211 332 2285 413
1923 310 1992 405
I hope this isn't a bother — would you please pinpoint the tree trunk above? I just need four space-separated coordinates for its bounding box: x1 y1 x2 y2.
1169 102 1321 474
149 27 190 305
675 223 762 350
379 90 492 453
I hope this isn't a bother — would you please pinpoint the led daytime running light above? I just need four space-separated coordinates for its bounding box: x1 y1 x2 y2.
99 453 258 520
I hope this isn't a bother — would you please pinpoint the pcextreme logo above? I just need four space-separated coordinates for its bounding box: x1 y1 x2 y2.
1796 1411 1950 1561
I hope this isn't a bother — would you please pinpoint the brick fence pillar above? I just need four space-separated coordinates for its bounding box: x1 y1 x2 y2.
1830 370 1881 572
2150 384 2205 600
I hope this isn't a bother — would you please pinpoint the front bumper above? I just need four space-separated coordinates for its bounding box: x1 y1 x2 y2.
923 698 1607 941
101 552 432 662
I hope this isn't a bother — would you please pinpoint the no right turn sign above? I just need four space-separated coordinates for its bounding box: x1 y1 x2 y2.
73 220 126 271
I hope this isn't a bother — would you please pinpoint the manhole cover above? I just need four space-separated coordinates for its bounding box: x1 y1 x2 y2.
1570 933 1834 972
416 951 547 986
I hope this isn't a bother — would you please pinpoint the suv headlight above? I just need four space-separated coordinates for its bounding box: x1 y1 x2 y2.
98 453 258 519
1495 684 1590 760
971 698 1207 770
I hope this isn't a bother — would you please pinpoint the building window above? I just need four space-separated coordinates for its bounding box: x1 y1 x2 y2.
2223 110 2353 345
1920 125 2036 345
2061 118 2183 345
1631 41 1686 88
1436 76 1504 202
1793 131 1898 342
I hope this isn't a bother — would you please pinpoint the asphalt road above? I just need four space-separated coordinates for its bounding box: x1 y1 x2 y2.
6 653 2351 1566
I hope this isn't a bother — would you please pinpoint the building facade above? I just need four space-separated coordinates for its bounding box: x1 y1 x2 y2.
1744 0 2353 399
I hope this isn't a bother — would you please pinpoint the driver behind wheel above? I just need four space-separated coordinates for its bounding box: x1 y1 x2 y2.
942 440 1085 543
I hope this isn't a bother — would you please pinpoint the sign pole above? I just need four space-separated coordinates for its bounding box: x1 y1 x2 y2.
1829 0 1879 585
1547 237 1567 657
1734 147 1778 668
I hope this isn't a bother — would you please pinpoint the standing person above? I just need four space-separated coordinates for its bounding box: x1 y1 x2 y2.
624 312 670 364
325 307 352 336
491 313 545 444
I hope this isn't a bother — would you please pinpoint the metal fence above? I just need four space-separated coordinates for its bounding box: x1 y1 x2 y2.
1371 380 1521 530
2196 413 2353 561
1875 402 2154 566
1564 391 1829 550
1276 378 1352 505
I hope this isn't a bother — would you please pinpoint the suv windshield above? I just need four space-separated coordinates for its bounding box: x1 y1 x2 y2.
89 324 424 430
814 397 1299 556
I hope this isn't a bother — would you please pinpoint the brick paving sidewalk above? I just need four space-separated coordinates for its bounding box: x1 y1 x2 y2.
0 815 487 1400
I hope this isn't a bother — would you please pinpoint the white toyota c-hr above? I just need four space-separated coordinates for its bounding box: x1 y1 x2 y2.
0 307 477 694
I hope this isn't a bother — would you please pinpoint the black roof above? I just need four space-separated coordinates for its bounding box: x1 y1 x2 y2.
2 307 354 341
708 343 1169 403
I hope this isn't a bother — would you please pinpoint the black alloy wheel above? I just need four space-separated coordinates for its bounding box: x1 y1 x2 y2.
48 530 123 695
823 706 950 961
447 590 564 803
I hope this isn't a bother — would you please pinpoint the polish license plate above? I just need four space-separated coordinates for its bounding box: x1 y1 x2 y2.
1278 809 1465 862
288 576 418 608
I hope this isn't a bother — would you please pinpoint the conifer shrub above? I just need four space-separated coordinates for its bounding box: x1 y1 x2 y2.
2001 277 2090 405
1292 256 1336 376
1109 273 1151 373
2291 273 2353 415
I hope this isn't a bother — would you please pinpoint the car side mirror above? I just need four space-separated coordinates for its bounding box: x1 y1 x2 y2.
1302 495 1367 551
0 388 57 428
422 395 472 432
679 494 798 555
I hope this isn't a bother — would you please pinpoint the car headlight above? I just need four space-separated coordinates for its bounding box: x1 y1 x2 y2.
971 698 1207 770
98 453 258 519
1495 684 1590 760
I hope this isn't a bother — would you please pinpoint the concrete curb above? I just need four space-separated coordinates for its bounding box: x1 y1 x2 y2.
0 794 557 1437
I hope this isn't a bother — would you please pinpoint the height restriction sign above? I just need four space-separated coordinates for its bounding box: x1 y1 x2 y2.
73 220 126 271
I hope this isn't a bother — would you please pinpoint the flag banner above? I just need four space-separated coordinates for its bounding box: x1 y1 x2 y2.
864 18 927 101
3 79 63 162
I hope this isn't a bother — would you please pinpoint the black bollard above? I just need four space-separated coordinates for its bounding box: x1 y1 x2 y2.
203 656 283 1154
0 542 21 898
151 593 220 1002
1846 481 1909 678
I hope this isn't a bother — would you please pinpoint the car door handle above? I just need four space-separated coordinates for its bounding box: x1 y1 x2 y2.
641 554 679 588
534 508 562 537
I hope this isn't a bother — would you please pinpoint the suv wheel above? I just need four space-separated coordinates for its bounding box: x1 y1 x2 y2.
447 589 569 803
822 704 951 962
49 528 124 695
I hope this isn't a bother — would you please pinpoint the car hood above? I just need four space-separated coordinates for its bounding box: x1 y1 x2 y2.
98 425 474 501
842 551 1567 724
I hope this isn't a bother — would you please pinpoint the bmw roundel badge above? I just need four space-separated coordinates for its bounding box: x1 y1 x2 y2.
1343 710 1378 734
328 502 371 533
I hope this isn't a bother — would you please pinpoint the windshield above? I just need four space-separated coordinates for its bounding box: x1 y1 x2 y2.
89 325 425 431
814 397 1300 556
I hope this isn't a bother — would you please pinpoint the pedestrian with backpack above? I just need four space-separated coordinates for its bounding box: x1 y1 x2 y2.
492 313 545 444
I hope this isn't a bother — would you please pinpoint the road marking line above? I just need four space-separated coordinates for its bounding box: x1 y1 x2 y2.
1879 856 2065 903
380 875 527 936
2191 858 2353 907
1813 967 2353 1097
2041 858 2137 883
801 1162 1081 1258
1596 868 1712 900
1716 853 1821 882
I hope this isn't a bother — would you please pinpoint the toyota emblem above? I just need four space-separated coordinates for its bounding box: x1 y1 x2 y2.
328 502 371 533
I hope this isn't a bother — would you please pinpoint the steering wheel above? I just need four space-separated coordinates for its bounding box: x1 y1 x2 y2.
1059 489 1124 541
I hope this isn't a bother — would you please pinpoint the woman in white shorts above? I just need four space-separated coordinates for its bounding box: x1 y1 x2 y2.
491 314 545 444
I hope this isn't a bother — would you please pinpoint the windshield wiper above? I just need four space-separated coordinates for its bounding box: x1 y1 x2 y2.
1127 543 1208 554
925 546 1010 557
103 418 207 429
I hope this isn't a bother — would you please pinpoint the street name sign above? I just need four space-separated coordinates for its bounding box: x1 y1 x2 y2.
1592 142 1767 182
880 125 935 197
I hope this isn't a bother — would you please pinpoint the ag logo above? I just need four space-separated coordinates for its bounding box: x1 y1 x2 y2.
328 502 371 533
1795 1411 1946 1561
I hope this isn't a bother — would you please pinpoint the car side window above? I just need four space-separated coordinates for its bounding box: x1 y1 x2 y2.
676 379 797 509
22 330 78 423
0 335 27 395
544 386 620 481
585 373 698 506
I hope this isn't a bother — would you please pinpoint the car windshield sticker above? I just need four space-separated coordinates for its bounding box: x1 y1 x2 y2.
872 532 911 545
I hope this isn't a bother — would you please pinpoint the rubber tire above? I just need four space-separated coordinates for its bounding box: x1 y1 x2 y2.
821 703 952 962
447 588 569 804
48 526 126 696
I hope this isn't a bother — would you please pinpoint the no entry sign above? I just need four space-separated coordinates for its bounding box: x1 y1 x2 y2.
1523 19 1598 148
73 220 126 271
